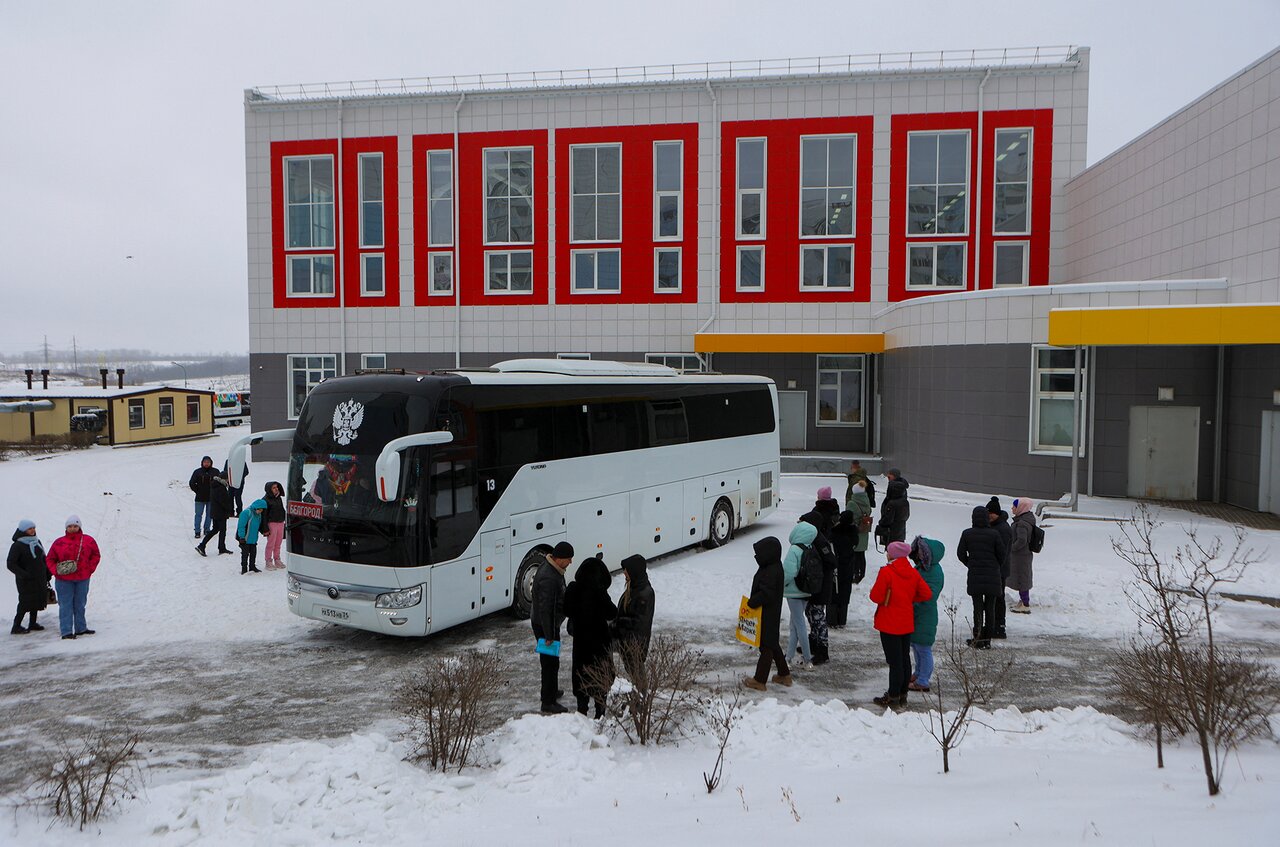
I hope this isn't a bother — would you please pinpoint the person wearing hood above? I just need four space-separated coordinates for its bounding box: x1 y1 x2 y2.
196 472 236 557
743 536 790 691
1009 498 1038 613
908 536 945 692
8 519 50 634
532 541 573 714
877 468 910 544
781 522 816 667
189 455 218 538
828 511 858 628
563 555 616 717
869 540 932 707
986 497 1013 639
957 506 1007 649
613 554 655 683
262 481 287 570
46 515 101 640
797 510 837 664
846 480 873 584
235 497 268 574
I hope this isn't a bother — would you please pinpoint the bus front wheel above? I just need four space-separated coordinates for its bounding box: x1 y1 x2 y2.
511 549 546 619
705 499 734 548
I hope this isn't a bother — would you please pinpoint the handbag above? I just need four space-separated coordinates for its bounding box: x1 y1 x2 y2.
858 514 873 532
535 638 562 657
736 595 762 648
47 586 57 605
55 537 83 577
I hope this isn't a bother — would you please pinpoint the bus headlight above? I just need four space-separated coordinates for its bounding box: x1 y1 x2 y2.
375 585 423 609
287 575 301 594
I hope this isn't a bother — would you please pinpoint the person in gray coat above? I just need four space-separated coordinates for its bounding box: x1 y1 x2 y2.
1009 498 1038 613
531 541 573 713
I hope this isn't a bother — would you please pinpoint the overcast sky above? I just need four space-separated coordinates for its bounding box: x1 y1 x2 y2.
1 0 1276 359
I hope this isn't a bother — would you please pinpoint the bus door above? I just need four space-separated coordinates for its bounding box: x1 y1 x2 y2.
479 529 510 612
426 445 481 630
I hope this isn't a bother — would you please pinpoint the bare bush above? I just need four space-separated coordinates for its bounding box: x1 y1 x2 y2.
29 728 145 830
923 603 1014 774
702 690 743 793
396 650 508 772
1110 640 1183 767
585 634 709 746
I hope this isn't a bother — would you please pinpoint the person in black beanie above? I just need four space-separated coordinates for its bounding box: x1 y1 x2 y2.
532 541 574 714
987 496 1013 639
613 554 655 684
563 555 616 718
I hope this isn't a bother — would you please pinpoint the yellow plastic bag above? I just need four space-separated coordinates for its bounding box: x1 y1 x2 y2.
736 595 762 648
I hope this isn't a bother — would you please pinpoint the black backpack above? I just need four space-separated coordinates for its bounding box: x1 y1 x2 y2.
794 543 824 595
1029 524 1046 554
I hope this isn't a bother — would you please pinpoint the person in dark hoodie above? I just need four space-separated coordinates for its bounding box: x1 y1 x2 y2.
563 555 616 718
8 519 49 634
743 536 789 691
869 540 932 707
956 505 1007 649
613 554 655 684
987 497 1013 639
798 510 838 664
196 472 236 557
262 481 287 570
189 455 218 538
828 511 858 628
877 468 910 544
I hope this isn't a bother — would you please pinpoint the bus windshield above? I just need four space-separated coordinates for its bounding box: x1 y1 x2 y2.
287 390 435 567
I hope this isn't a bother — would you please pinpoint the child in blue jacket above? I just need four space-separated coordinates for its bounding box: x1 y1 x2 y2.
235 499 268 574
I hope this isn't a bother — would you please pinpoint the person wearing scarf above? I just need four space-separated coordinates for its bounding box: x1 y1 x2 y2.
8 519 50 634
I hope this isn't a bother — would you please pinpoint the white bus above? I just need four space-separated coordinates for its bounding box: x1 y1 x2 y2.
229 359 779 637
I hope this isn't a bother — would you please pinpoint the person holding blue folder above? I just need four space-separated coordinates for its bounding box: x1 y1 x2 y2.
532 541 574 714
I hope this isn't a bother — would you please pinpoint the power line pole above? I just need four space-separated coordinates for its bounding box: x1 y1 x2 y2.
42 335 50 366
72 336 78 373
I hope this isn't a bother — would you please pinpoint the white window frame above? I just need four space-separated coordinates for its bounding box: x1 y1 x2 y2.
360 253 385 296
654 247 681 294
569 143 622 244
736 137 767 239
485 250 534 295
127 399 145 430
905 242 967 290
361 353 388 370
428 252 454 297
736 245 765 292
286 254 336 298
185 395 201 424
1029 345 1089 456
799 244 854 290
815 354 866 427
570 249 621 295
644 353 704 373
358 152 384 249
993 240 1030 287
283 154 335 250
287 354 338 420
427 149 454 247
158 397 174 427
993 127 1032 236
483 146 535 246
798 134 857 239
905 130 971 237
653 140 683 241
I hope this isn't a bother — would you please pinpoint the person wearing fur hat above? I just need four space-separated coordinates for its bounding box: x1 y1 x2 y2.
613 554 655 683
8 519 50 634
262 481 287 570
957 506 1007 649
869 540 932 707
196 472 236 557
986 496 1013 639
532 541 573 713
743 536 789 691
908 536 945 692
563 555 616 717
189 455 218 538
45 515 101 639
1009 498 1038 613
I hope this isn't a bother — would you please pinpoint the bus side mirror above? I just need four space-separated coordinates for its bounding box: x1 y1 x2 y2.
375 431 455 502
225 428 295 488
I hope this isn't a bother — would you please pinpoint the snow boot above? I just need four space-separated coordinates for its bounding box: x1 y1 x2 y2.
195 545 207 557
11 620 28 635
1010 603 1031 614
540 701 568 715
771 673 793 687
742 676 767 691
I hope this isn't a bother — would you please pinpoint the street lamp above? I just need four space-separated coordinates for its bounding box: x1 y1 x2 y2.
171 361 188 388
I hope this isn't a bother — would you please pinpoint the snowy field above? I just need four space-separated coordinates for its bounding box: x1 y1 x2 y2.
2 429 1279 843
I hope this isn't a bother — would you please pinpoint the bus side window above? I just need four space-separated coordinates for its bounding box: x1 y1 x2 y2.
646 399 688 447
428 455 477 563
587 401 643 455
552 404 589 459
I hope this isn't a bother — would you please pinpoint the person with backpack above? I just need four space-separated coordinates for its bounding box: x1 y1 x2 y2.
782 522 817 667
828 511 858 628
956 506 1007 649
908 535 945 692
1009 498 1040 613
797 511 837 664
742 536 790 691
869 540 932 707
846 480 873 584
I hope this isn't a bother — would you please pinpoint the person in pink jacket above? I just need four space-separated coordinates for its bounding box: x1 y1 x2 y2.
45 514 101 640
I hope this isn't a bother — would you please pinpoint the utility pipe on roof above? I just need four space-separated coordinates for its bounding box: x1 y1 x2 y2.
453 92 466 369
697 81 720 339
337 97 347 376
974 69 991 291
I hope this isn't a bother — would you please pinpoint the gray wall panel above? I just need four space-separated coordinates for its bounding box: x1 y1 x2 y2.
1223 345 1280 509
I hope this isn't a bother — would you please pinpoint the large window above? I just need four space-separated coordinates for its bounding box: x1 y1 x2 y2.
484 148 534 244
907 131 969 235
429 253 453 296
361 353 388 370
159 397 174 427
185 395 201 424
800 136 855 236
361 254 384 296
801 245 853 289
285 156 335 249
486 251 533 294
358 153 383 248
736 138 766 237
1031 347 1087 454
571 249 620 293
427 150 454 246
816 355 864 426
907 243 965 289
570 144 621 242
288 354 337 419
654 141 682 239
993 129 1031 234
287 255 335 296
128 399 145 429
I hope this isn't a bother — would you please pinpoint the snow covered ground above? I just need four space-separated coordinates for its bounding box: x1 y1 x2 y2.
1 430 1278 843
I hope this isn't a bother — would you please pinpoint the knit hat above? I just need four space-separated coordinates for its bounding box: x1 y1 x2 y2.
853 480 866 491
986 496 1002 514
65 514 81 528
817 486 833 501
1012 498 1034 517
909 535 933 570
17 518 35 533
551 541 574 559
886 541 911 560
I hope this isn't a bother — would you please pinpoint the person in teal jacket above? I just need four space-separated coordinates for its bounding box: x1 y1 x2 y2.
908 535 945 691
235 499 267 574
782 522 816 666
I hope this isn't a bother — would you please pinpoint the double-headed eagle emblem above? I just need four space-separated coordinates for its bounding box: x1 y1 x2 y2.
333 400 365 446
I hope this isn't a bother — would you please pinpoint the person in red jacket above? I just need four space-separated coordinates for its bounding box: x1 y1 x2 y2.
869 540 932 707
45 515 101 640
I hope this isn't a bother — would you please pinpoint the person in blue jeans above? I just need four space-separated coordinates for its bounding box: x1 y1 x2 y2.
45 515 101 640
782 521 816 666
189 456 218 538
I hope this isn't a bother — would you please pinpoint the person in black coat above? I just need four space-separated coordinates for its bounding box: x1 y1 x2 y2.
189 455 218 538
987 497 1013 639
828 510 858 628
877 468 911 544
563 555 616 718
531 541 573 714
812 485 841 533
8 519 50 634
196 473 236 557
743 536 790 690
956 505 1007 649
613 554 655 684
798 510 838 664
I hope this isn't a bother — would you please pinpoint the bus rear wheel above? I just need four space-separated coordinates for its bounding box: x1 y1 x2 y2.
511 549 546 619
705 499 734 548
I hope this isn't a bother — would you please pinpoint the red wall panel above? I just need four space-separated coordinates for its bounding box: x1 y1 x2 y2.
411 133 455 305
270 139 339 309
341 136 399 307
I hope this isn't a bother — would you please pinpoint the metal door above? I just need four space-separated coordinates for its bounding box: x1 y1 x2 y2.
1127 406 1200 500
1261 411 1280 516
778 391 807 450
479 529 510 613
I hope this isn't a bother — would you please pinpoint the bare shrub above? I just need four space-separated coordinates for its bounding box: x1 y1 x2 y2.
396 650 508 772
702 690 743 793
2 433 97 455
923 603 1014 774
585 634 709 746
29 728 145 830
1110 640 1183 767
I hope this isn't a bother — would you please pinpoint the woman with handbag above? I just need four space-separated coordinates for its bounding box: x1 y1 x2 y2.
45 515 101 640
8 519 50 634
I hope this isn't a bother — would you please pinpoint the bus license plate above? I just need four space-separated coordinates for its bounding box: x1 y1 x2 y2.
318 606 350 621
